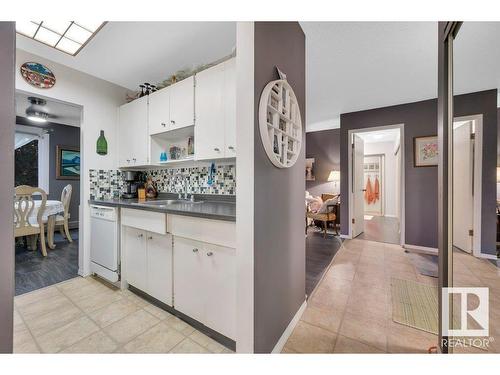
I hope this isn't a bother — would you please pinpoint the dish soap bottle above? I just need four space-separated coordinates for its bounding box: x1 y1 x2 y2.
96 130 108 155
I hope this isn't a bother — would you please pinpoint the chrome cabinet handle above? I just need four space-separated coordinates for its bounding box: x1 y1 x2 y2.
126 159 130 163
161 122 166 127
147 236 153 240
171 120 176 125
228 146 235 150
138 233 143 238
214 148 220 152
133 158 137 162
206 251 213 257
192 248 199 253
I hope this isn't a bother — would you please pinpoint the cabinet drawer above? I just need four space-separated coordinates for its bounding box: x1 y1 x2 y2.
121 208 167 234
167 214 235 248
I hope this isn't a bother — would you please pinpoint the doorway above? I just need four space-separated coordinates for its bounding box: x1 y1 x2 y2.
452 114 483 256
348 124 404 245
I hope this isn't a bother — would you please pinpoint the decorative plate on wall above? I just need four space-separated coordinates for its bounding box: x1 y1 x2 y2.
259 78 302 168
20 62 56 89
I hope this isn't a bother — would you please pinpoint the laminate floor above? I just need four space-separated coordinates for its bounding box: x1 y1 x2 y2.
306 228 342 297
358 216 400 244
15 229 79 296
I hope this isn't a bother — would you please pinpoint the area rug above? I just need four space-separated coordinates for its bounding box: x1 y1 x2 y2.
391 278 439 334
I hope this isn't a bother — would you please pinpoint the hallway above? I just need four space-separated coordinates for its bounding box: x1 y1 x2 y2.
358 216 400 245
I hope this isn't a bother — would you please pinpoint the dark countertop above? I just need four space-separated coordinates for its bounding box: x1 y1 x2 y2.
89 197 236 222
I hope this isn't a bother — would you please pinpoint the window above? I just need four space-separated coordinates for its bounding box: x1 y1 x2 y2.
15 21 105 56
14 126 50 193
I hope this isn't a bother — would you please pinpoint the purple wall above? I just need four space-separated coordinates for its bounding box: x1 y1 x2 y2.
253 22 306 353
339 90 497 253
305 129 340 196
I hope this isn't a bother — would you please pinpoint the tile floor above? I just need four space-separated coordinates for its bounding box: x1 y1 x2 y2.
14 276 233 354
284 238 500 353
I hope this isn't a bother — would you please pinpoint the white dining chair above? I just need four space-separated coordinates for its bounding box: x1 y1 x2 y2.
14 185 48 256
55 184 73 243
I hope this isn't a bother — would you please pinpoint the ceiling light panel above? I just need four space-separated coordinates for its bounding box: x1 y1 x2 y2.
15 21 105 56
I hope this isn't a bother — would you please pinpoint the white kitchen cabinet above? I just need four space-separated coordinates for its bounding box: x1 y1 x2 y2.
123 223 173 306
148 87 170 135
124 226 147 292
172 237 205 322
146 232 173 306
195 58 236 161
173 236 236 339
118 95 149 167
223 58 236 157
169 76 195 131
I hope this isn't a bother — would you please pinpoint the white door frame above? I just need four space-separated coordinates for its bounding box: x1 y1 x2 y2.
453 114 483 258
347 123 405 245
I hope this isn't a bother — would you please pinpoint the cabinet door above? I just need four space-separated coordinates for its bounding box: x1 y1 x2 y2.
173 236 205 322
118 96 149 166
194 63 225 160
146 232 173 306
223 58 236 158
203 244 236 339
169 76 194 130
148 87 170 135
124 226 147 291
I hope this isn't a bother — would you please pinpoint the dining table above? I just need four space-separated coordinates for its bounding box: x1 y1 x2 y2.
17 200 64 250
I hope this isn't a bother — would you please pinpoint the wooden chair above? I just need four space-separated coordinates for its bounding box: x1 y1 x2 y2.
55 184 73 243
14 185 48 256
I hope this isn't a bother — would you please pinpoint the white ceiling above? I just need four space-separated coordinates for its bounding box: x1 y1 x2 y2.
16 91 82 127
357 128 400 144
16 22 236 90
301 22 438 131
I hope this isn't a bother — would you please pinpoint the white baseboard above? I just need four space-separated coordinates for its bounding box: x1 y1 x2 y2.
271 300 307 353
384 214 398 218
478 253 498 260
403 244 438 255
340 234 351 239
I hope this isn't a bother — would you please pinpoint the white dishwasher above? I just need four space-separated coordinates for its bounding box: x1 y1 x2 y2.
90 205 120 283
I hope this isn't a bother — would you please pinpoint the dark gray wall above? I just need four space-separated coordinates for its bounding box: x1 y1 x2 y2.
340 90 497 253
305 129 340 196
0 21 15 353
253 22 306 353
48 123 80 225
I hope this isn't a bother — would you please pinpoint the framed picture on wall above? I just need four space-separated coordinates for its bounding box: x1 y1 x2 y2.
306 158 315 181
414 135 438 167
56 145 80 180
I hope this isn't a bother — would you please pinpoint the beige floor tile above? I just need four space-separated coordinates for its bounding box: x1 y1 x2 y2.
339 311 387 351
326 262 357 281
170 338 211 353
61 281 115 303
281 346 298 353
387 321 437 353
36 316 100 353
189 330 227 353
123 322 184 353
73 289 123 313
17 293 74 322
300 305 344 334
143 304 173 320
25 304 84 338
103 309 160 344
14 286 61 308
56 276 96 293
13 325 39 353
126 293 150 307
284 321 336 353
88 298 140 328
334 335 385 353
308 285 350 312
61 331 118 353
165 315 196 336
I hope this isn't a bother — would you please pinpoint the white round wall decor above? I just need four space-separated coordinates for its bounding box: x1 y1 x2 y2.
259 79 302 168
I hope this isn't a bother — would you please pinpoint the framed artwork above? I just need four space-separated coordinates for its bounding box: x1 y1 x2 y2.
305 158 315 181
56 145 80 180
414 135 438 167
20 62 56 89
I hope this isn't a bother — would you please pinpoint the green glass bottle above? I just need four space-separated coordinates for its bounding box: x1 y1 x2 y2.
96 130 108 155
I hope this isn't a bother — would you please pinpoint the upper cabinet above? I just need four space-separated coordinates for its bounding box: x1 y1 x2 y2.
148 87 170 135
118 95 149 168
195 58 236 161
169 76 195 131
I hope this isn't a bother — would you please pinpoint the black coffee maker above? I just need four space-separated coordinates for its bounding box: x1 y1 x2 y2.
121 171 142 199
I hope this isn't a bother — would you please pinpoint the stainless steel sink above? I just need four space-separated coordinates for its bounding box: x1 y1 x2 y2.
133 199 204 206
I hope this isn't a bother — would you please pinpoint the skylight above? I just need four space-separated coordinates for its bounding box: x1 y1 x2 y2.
16 21 105 56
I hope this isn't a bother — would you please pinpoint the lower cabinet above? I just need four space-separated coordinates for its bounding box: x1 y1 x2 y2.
173 236 236 339
123 226 173 306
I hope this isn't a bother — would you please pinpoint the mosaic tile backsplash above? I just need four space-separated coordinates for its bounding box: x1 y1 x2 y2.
89 164 236 200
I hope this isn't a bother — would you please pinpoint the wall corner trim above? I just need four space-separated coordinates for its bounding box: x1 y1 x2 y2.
271 300 307 353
